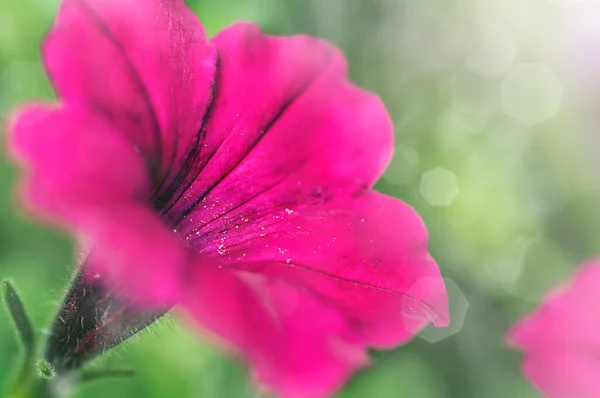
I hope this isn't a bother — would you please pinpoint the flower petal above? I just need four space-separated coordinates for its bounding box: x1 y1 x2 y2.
519 350 600 398
183 265 370 398
9 104 148 221
43 0 217 191
82 204 187 305
222 191 448 334
508 261 600 398
180 192 448 397
166 23 393 225
8 104 184 305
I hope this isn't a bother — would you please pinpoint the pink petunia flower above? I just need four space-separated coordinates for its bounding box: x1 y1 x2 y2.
508 261 600 398
7 0 449 397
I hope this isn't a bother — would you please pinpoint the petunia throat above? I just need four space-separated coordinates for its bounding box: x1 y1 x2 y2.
43 266 168 374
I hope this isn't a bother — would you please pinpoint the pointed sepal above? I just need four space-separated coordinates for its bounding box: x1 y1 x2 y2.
2 279 35 357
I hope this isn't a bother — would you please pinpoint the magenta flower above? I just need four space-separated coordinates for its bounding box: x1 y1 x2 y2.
8 0 449 396
508 261 600 398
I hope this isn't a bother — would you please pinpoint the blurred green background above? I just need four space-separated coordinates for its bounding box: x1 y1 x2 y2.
1 0 599 397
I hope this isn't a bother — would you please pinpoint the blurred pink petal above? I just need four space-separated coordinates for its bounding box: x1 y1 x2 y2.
10 104 148 218
9 104 185 305
8 0 449 396
508 261 600 398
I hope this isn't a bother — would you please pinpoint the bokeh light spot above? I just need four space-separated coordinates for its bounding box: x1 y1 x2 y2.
263 280 300 318
383 145 420 185
417 278 469 344
420 167 460 206
501 63 564 126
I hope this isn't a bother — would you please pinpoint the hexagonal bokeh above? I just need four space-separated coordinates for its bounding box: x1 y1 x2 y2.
419 167 459 206
263 279 300 318
383 145 420 185
500 63 563 126
416 278 469 344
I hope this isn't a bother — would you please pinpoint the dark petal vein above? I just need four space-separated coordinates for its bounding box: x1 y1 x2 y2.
153 56 221 212
77 0 163 179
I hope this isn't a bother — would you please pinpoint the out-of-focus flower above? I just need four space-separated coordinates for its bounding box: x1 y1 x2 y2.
7 0 449 396
508 261 600 398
